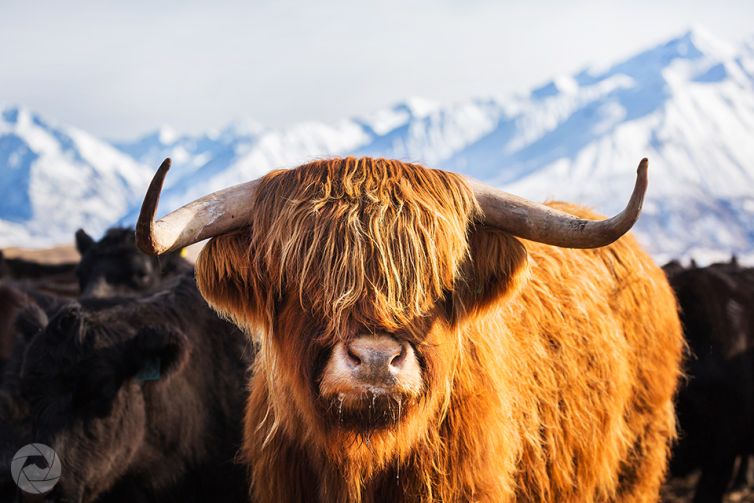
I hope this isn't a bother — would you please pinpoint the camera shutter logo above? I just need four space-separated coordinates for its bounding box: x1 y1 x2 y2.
10 443 62 494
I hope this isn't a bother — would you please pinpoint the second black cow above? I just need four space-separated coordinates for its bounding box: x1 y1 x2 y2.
1 273 252 502
666 259 754 502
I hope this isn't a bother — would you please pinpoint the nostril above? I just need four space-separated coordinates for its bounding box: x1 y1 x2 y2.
390 343 407 368
346 346 362 367
344 336 408 373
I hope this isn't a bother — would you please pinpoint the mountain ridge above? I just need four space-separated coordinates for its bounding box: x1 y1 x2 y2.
2 27 753 264
0 105 151 247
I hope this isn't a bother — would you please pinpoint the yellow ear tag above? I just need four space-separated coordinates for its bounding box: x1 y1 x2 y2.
180 248 187 258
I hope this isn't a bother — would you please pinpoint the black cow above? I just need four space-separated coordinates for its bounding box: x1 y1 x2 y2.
1 226 192 380
0 251 79 298
0 389 29 501
0 298 49 501
1 227 192 300
0 283 69 383
666 259 754 503
75 228 192 298
1 273 251 502
0 285 27 377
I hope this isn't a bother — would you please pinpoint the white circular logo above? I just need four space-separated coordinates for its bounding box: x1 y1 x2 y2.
10 443 62 494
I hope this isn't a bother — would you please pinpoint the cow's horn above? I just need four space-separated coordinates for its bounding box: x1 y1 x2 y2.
136 158 260 255
137 157 648 255
469 158 648 248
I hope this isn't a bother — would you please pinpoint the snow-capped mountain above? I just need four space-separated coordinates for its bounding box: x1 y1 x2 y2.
0 106 151 247
2 28 754 264
460 28 754 263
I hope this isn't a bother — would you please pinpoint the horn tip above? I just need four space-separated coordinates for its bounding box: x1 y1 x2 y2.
638 157 649 173
135 159 173 257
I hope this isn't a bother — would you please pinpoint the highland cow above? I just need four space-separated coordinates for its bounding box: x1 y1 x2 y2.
136 157 683 502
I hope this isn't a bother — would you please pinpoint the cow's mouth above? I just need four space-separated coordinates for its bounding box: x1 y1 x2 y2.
317 335 424 431
321 388 415 430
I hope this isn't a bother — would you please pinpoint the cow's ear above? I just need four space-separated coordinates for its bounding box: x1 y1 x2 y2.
450 226 529 323
75 229 95 255
127 326 190 382
195 229 267 330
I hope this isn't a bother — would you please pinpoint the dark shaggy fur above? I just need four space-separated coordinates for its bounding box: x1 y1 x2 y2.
0 285 27 376
0 283 68 383
0 294 62 501
5 274 251 503
666 259 754 503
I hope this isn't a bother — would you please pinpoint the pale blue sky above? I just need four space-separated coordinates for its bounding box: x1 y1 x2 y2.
1 0 752 138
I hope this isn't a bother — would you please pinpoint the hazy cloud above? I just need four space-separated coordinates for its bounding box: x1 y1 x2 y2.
1 0 752 138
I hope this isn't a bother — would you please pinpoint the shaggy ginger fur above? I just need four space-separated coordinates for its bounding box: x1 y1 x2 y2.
195 157 683 502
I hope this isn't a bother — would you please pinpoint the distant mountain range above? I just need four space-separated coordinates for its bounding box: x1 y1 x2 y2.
2 28 754 264
0 107 150 247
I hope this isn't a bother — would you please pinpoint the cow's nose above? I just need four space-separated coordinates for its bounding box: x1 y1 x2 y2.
80 275 113 299
345 335 409 383
320 336 423 398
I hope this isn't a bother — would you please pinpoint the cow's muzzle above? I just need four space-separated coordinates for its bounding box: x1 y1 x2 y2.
320 334 423 401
